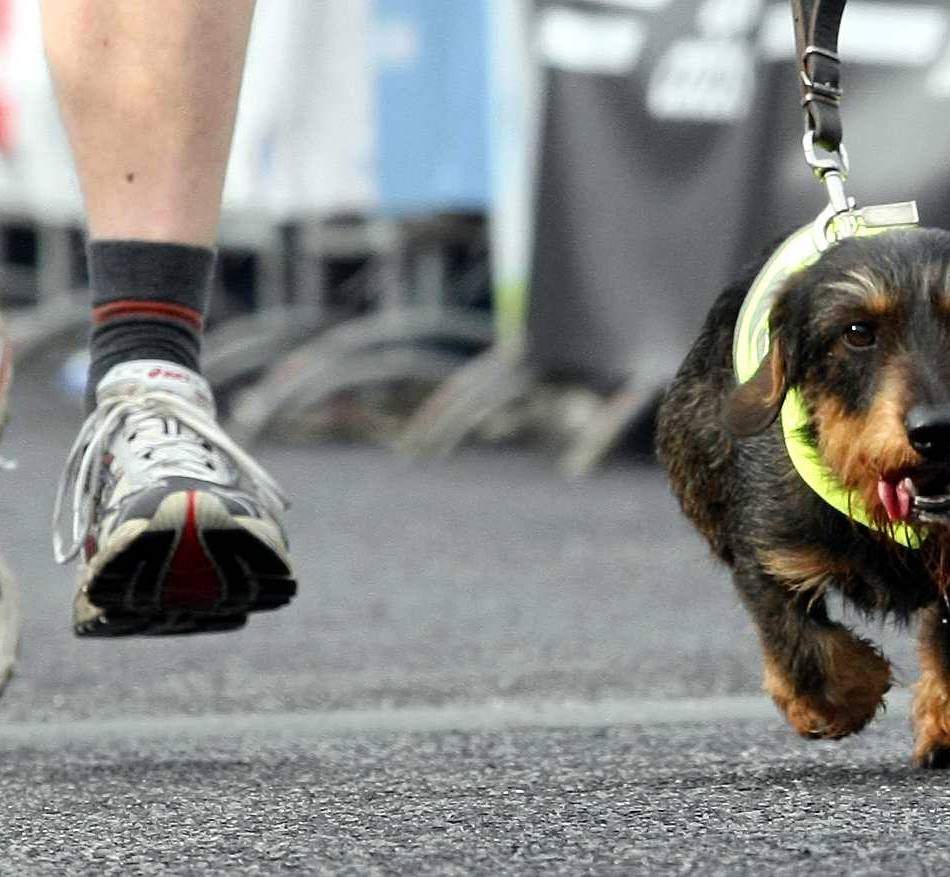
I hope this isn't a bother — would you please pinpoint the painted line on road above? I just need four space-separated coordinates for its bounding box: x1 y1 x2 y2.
0 690 913 749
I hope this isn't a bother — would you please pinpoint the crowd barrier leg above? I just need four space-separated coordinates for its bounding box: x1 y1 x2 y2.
227 214 493 445
228 304 493 446
398 345 534 457
203 216 305 392
6 222 89 361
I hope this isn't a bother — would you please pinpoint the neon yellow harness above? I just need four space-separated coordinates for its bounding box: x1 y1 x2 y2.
732 213 923 549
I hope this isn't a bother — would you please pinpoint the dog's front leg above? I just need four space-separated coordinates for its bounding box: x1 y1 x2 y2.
736 565 891 740
912 602 950 768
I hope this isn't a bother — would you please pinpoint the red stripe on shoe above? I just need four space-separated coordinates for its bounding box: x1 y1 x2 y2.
162 491 222 610
93 300 204 330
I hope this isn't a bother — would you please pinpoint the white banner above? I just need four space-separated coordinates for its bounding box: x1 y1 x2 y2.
0 0 377 227
225 0 377 220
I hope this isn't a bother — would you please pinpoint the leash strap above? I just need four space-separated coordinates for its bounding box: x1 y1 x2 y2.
791 0 847 153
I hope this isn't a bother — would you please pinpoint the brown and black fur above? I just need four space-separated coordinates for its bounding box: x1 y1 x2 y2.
657 228 950 767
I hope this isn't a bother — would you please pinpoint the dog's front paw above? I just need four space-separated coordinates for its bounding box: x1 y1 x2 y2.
765 632 891 740
775 691 882 740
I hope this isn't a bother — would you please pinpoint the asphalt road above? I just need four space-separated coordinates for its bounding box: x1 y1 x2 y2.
0 360 941 874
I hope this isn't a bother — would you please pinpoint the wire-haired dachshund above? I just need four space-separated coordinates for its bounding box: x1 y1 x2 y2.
657 228 950 767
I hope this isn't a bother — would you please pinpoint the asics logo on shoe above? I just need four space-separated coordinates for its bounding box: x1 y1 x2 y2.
147 367 189 382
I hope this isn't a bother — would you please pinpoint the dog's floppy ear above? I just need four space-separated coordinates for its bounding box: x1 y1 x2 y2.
724 340 787 436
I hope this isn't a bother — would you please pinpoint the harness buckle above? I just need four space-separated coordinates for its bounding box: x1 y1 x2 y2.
802 131 916 251
799 46 843 110
812 198 919 252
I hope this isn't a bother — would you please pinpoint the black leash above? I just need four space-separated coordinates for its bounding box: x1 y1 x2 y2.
785 0 915 244
791 0 847 154
789 0 850 214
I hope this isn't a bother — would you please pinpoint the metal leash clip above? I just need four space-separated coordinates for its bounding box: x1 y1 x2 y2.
803 132 919 251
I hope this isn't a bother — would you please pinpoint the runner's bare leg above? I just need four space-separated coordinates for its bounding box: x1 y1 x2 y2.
41 0 255 245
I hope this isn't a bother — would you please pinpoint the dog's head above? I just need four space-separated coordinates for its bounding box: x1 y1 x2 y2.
727 228 950 528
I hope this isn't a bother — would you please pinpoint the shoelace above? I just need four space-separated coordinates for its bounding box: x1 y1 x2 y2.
53 388 289 564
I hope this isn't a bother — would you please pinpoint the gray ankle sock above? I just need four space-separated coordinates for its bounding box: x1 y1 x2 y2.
86 240 215 411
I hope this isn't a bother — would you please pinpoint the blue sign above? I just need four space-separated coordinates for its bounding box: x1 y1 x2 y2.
374 0 492 214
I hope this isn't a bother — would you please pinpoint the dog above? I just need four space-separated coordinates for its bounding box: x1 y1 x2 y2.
656 227 950 767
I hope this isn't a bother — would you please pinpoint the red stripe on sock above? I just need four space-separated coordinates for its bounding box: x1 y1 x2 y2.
93 300 204 330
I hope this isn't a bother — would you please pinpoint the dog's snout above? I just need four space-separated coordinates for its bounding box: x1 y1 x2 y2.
906 404 950 460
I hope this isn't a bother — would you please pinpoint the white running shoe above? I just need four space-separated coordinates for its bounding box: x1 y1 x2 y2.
54 360 296 636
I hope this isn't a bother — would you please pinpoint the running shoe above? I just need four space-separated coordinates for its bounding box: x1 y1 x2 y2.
54 360 296 636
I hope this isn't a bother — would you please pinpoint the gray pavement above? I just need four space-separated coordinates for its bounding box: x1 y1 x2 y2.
0 360 939 874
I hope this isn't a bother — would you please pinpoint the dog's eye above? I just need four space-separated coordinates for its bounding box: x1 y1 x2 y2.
843 323 876 350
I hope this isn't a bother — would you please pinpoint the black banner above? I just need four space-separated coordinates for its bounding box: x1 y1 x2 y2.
528 0 950 387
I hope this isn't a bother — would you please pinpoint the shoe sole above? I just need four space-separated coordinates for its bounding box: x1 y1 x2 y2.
74 490 296 637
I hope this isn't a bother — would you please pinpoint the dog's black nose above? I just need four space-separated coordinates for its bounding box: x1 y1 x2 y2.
906 404 950 459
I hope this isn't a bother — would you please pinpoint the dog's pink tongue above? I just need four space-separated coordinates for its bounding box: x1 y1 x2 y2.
877 477 913 522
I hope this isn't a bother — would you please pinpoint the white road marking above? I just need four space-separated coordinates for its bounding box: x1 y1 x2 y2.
0 690 913 747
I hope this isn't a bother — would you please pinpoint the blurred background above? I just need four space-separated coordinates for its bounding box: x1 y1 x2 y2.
1 0 949 469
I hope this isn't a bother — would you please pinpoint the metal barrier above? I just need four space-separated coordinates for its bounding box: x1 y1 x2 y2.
224 0 497 444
